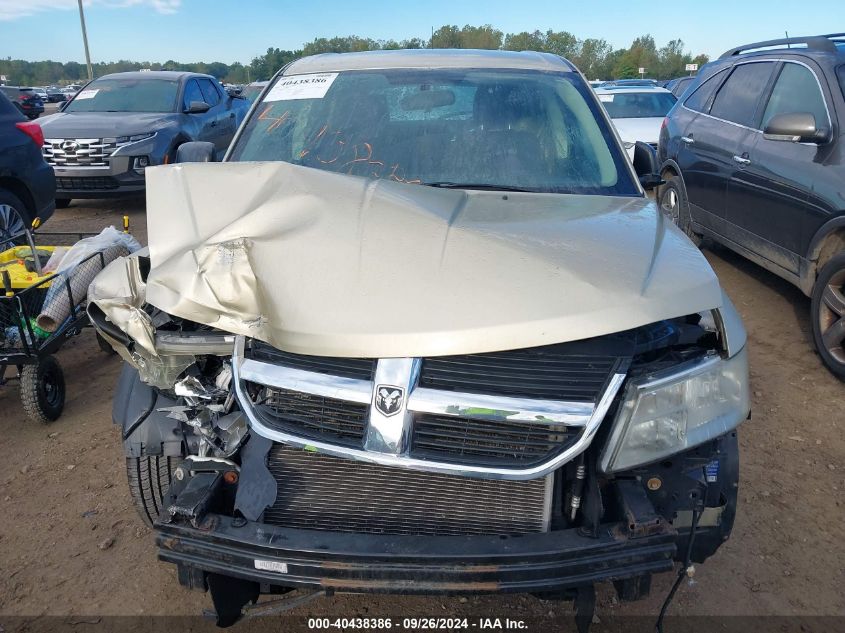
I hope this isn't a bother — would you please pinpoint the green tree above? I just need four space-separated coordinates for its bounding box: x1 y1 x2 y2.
575 38 612 79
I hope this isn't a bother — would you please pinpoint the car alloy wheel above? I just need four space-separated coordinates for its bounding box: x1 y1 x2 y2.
0 202 26 249
818 267 845 364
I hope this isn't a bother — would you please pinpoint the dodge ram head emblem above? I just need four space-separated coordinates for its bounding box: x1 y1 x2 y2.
375 385 404 417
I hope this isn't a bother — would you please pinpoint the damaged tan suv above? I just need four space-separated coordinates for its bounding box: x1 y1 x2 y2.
89 49 750 628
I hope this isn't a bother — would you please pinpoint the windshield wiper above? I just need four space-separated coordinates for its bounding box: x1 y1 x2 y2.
420 181 533 193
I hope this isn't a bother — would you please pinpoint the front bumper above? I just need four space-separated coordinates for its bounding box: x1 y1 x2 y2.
158 514 677 595
52 164 146 198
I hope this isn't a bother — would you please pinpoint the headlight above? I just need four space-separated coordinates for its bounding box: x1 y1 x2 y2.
600 348 749 473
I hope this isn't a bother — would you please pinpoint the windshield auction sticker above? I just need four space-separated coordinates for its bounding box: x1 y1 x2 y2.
74 89 99 100
264 73 339 101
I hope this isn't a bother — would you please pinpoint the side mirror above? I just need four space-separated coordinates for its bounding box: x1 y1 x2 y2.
175 141 215 163
763 112 829 144
184 100 211 114
632 141 664 191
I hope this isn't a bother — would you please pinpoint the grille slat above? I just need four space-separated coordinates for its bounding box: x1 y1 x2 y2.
419 350 617 401
264 445 550 535
255 387 368 447
410 413 579 466
251 341 376 380
55 176 119 190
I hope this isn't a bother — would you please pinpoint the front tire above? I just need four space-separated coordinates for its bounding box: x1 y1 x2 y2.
20 355 66 423
811 253 845 380
126 456 182 527
659 174 701 247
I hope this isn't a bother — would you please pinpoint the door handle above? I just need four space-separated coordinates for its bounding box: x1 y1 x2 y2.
732 155 751 165
681 135 694 144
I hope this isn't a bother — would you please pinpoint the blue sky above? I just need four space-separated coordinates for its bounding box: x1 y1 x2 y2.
0 0 841 64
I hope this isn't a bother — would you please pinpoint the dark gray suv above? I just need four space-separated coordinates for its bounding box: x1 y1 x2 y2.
38 71 250 207
658 33 845 379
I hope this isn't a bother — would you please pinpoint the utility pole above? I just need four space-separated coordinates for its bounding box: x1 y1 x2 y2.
77 0 93 80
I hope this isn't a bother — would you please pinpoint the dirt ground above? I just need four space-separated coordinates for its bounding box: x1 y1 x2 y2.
1 198 843 627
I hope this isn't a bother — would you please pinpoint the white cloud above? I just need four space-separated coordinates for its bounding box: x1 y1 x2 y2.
0 0 181 20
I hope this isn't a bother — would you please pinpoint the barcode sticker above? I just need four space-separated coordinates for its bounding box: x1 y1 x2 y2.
75 89 99 100
254 560 288 573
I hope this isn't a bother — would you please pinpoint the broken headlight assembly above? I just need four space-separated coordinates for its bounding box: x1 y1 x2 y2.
600 347 749 473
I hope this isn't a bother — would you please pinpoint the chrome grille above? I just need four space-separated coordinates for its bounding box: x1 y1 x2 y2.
235 337 626 478
264 445 552 535
43 137 131 167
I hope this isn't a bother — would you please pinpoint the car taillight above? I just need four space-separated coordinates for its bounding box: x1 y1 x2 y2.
15 121 44 147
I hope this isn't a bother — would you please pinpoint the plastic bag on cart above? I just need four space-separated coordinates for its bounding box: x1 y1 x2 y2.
35 227 142 333
55 227 142 274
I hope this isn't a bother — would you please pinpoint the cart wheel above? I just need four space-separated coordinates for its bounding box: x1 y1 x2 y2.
96 332 116 354
20 356 66 423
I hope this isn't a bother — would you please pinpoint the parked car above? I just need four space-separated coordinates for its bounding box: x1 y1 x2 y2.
599 78 659 88
0 86 45 120
664 75 696 98
38 71 250 206
0 90 56 244
658 33 845 378
32 87 49 102
240 80 268 103
595 85 677 158
45 86 66 103
90 49 750 627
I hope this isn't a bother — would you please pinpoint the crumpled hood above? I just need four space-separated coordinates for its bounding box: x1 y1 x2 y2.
141 161 722 358
38 111 179 137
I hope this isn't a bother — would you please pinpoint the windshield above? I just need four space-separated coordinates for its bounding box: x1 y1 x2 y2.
65 77 179 113
230 68 637 195
599 91 677 119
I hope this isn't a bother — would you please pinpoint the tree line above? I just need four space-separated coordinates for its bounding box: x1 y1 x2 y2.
1 25 709 87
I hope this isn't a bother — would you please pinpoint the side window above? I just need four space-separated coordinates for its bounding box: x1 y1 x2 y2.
709 62 775 128
183 79 204 109
198 79 221 107
762 62 828 130
683 70 726 113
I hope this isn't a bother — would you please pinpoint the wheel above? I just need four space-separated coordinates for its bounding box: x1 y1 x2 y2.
20 355 66 423
55 198 72 209
659 174 701 247
0 189 30 249
126 456 183 527
811 253 845 380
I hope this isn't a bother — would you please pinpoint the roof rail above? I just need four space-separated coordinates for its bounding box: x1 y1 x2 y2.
719 33 845 58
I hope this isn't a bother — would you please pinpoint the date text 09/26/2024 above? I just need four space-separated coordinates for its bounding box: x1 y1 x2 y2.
308 618 528 630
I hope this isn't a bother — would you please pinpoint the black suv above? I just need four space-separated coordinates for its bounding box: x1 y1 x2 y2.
658 33 845 378
0 90 56 246
0 86 45 120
